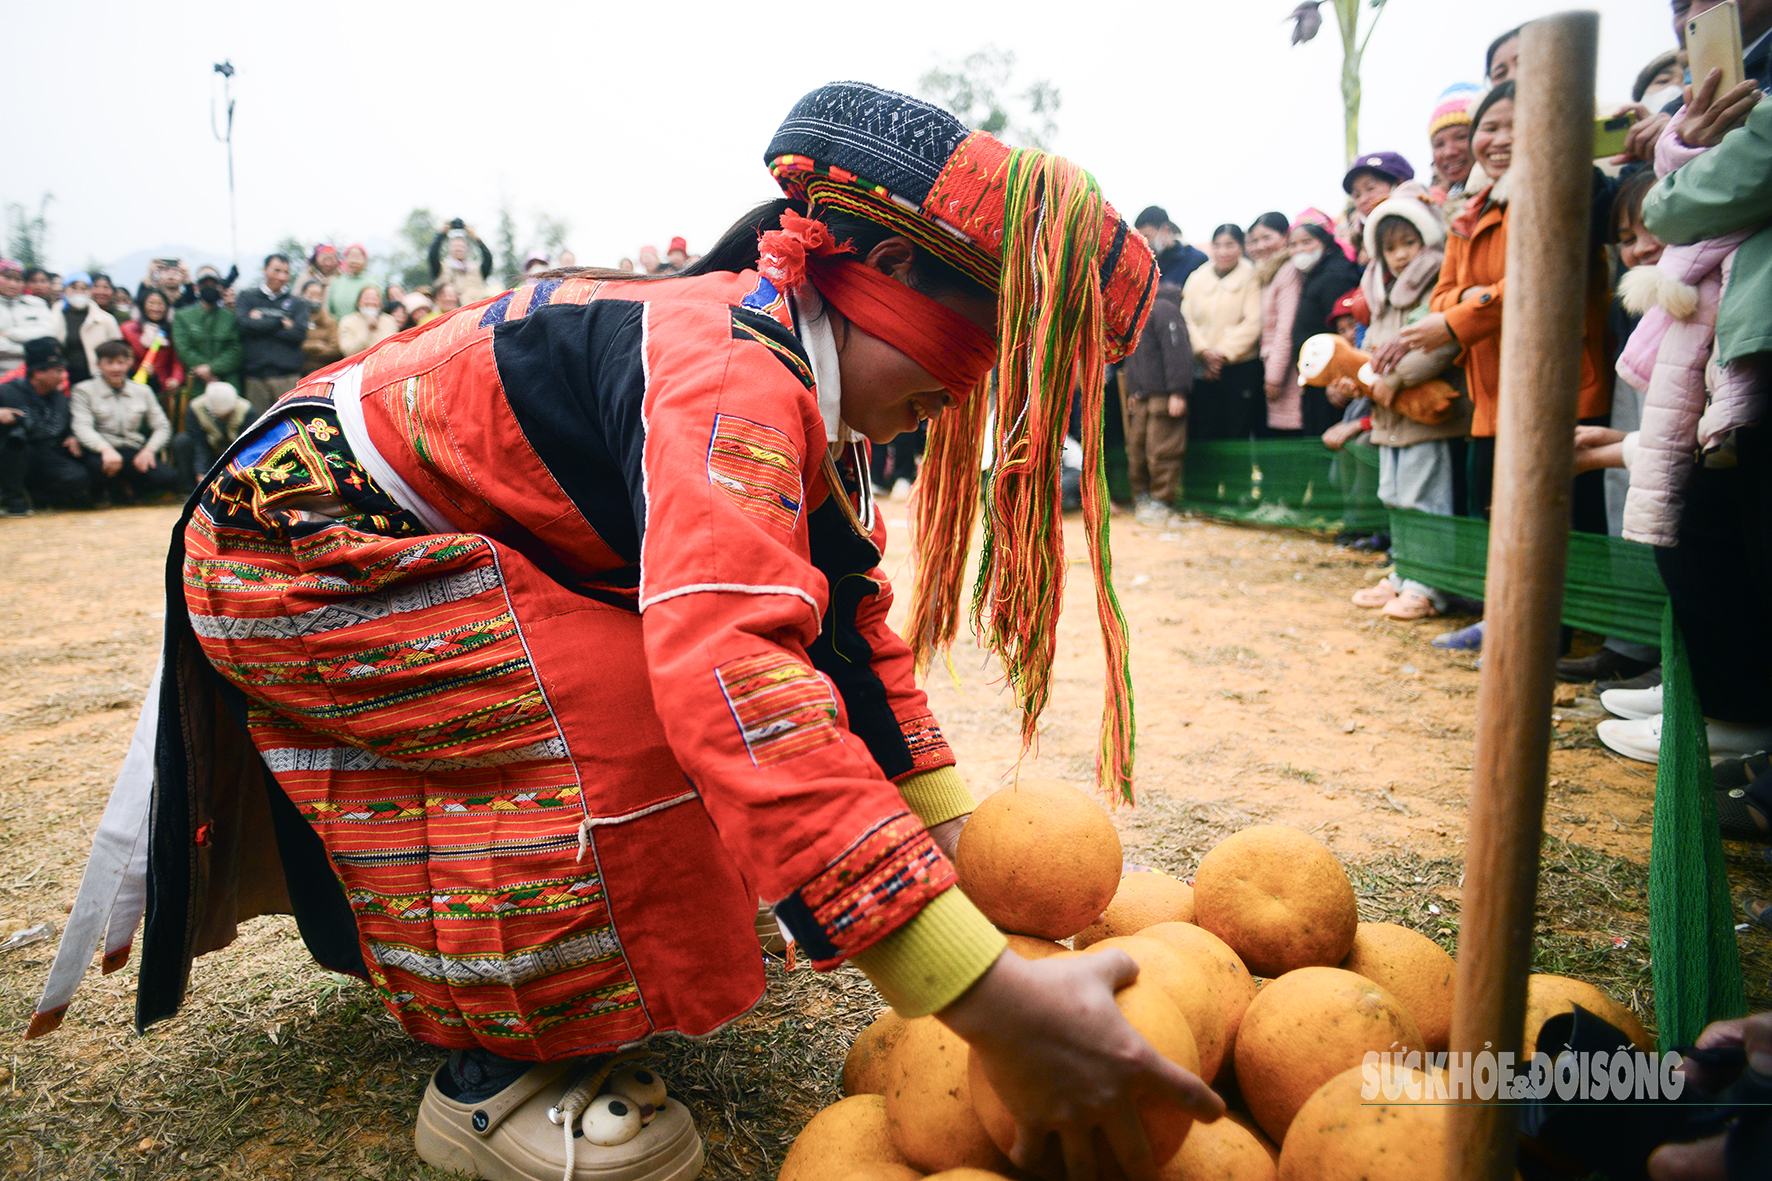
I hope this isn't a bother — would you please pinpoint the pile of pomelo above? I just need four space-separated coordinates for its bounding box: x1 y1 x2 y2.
779 780 1650 1181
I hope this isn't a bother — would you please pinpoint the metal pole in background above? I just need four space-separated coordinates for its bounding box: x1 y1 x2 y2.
212 61 237 272
1444 11 1599 1181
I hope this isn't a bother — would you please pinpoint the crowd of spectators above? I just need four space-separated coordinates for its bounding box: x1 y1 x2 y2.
0 219 700 514
5 0 1771 930
1112 2 1772 943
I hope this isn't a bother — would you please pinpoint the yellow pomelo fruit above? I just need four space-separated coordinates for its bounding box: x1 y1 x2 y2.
1141 921 1259 1081
883 1016 1012 1174
1002 933 1068 960
837 1165 926 1181
1339 923 1456 1052
1157 1112 1278 1180
1277 1062 1446 1181
955 779 1122 940
1225 1113 1280 1164
1234 967 1423 1143
970 977 1201 1178
1193 826 1358 978
1522 973 1653 1055
922 1170 1012 1180
844 1008 909 1098
1080 935 1228 1083
1075 870 1197 948
779 1094 912 1181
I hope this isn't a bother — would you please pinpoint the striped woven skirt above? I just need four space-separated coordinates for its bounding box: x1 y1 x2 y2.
181 409 761 1059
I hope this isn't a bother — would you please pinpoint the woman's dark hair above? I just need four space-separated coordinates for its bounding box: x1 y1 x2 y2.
90 272 113 288
1471 80 1515 134
538 198 994 303
1610 167 1659 240
1248 211 1290 238
1485 25 1523 76
1375 216 1424 252
1295 222 1338 254
1210 223 1246 247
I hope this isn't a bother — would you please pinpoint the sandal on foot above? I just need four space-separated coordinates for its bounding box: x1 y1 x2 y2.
1743 896 1772 931
1716 788 1772 844
1380 592 1439 621
416 1055 704 1181
1714 751 1772 793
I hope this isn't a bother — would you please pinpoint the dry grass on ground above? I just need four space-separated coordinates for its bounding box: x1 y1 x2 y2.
1 505 1768 1180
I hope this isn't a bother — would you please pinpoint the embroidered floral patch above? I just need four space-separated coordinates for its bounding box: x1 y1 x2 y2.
706 414 803 532
715 652 841 766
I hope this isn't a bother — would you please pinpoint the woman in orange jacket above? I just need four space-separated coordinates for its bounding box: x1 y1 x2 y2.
1398 81 1615 521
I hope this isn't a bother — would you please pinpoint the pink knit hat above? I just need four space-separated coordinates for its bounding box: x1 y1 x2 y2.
1429 82 1480 137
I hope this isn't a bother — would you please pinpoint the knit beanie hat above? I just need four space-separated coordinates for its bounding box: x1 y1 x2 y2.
1429 83 1481 137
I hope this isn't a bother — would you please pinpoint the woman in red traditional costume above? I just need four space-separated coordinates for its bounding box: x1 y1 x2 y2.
36 82 1222 1180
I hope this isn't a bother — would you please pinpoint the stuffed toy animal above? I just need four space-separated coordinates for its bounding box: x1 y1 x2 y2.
1296 332 1458 425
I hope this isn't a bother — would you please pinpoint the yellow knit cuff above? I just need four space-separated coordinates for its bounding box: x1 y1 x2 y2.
894 766 976 828
850 887 1007 1017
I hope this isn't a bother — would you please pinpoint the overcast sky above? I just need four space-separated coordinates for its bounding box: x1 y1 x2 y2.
10 0 1674 281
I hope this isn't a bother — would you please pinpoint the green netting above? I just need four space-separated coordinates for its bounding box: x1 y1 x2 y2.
1177 438 1388 533
1650 604 1746 1049
1388 510 1669 647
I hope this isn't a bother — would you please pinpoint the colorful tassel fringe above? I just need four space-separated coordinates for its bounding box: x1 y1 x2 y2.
907 149 1137 802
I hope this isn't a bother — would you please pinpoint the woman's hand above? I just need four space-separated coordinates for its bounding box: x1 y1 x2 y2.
1198 348 1225 380
1326 376 1359 408
940 950 1223 1180
1167 394 1187 418
1321 420 1364 451
1679 69 1762 149
1368 337 1409 377
1396 313 1454 354
1264 381 1283 403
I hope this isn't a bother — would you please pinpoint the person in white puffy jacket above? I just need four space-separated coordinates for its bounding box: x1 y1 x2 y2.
0 260 60 373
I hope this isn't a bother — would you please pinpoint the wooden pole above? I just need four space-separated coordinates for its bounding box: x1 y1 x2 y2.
1444 12 1598 1181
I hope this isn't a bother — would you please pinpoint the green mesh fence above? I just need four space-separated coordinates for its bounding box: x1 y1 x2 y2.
1176 442 1668 645
1650 604 1746 1048
1388 510 1669 648
1177 438 1387 533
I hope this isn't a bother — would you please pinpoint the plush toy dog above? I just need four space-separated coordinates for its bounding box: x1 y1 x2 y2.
1296 332 1458 425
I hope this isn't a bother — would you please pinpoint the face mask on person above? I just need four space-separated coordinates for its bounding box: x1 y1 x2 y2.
1643 84 1682 112
66 293 91 309
199 286 223 305
1291 247 1324 273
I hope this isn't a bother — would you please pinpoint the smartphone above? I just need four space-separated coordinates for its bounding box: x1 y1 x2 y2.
1687 0 1745 95
1593 112 1637 157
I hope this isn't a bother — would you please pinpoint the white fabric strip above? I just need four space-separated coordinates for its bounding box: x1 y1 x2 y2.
328 361 454 535
795 289 876 532
32 650 164 1033
637 582 822 615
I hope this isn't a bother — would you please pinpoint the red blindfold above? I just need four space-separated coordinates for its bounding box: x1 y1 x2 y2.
758 211 997 401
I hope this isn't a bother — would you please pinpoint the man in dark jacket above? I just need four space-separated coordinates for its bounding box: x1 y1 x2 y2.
234 253 309 413
1135 206 1208 287
0 339 93 514
1121 284 1194 522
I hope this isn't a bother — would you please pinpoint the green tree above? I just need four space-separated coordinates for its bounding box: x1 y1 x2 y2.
274 235 306 268
918 47 1060 148
534 211 570 259
497 203 520 288
386 207 438 290
6 194 54 270
1288 0 1392 163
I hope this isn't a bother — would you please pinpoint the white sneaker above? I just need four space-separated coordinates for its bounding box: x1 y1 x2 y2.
1597 713 1661 764
1600 684 1663 720
1708 720 1772 759
1134 500 1169 526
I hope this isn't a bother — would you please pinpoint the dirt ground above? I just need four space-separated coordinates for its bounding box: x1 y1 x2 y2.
2 503 1768 1180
